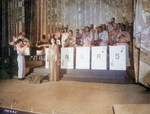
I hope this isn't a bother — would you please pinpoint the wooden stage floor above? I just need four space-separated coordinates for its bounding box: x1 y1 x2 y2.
0 77 150 114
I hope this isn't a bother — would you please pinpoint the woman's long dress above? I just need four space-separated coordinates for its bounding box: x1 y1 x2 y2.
16 45 26 79
48 45 59 82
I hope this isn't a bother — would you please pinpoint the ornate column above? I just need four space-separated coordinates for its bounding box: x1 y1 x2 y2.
37 0 48 43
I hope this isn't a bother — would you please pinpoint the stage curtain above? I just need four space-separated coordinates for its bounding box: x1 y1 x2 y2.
133 0 150 88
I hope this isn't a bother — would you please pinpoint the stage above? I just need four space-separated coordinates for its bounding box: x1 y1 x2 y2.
0 63 147 114
25 63 134 84
0 76 150 114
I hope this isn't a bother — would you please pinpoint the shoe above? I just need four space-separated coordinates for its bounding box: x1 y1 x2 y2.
22 77 26 80
18 78 24 80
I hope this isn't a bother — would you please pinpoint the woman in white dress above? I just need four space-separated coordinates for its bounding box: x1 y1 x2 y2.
16 39 29 80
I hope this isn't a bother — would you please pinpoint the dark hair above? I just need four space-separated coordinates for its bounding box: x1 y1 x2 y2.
121 24 126 31
42 35 46 39
69 30 73 35
98 26 103 33
50 37 56 44
98 26 102 29
85 26 89 29
90 24 94 27
85 26 90 32
112 17 115 20
103 24 106 27
117 23 122 29
63 27 68 32
17 39 23 44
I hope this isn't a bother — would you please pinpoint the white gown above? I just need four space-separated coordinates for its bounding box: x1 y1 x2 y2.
16 45 26 79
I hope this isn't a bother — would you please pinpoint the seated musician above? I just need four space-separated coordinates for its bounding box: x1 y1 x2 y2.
108 23 122 45
90 24 96 45
82 26 93 47
114 24 130 45
107 17 117 32
94 26 108 46
83 26 86 33
114 24 131 66
102 24 108 31
64 30 76 47
76 29 79 35
76 29 83 46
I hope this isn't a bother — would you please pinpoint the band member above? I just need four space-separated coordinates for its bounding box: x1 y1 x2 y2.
76 29 79 35
90 24 96 44
16 39 29 80
94 26 109 46
108 23 122 45
102 24 107 31
108 17 117 32
82 26 93 47
65 30 76 47
114 24 131 66
115 24 130 44
76 29 83 46
47 37 59 82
